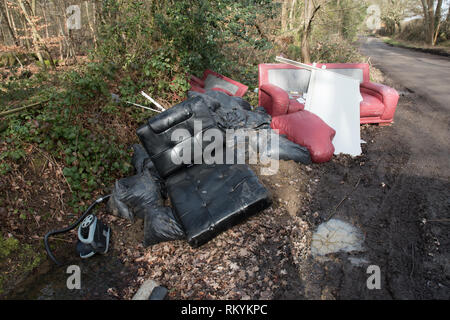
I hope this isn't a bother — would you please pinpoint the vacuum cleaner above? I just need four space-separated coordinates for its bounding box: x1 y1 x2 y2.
44 195 111 266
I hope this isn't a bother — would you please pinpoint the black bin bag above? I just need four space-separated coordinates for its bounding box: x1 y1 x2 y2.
143 206 185 246
130 143 167 198
108 169 185 246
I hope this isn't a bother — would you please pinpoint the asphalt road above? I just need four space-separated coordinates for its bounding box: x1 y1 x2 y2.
359 37 450 109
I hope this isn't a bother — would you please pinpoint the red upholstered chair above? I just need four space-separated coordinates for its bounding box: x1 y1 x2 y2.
189 69 249 97
258 64 336 163
258 64 310 117
258 63 399 124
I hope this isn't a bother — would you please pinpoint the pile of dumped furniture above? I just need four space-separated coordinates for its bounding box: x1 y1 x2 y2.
42 57 400 265
107 57 399 248
108 89 313 247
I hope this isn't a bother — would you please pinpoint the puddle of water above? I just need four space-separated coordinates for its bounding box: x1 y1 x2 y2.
311 219 364 257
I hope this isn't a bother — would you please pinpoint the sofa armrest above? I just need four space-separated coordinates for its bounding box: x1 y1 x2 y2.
259 83 290 117
360 82 399 121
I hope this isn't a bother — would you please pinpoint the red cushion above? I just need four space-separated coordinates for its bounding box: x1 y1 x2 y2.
287 99 305 113
360 92 384 117
271 110 336 163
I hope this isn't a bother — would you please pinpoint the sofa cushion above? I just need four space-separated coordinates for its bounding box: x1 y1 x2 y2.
136 96 219 178
271 110 336 163
287 99 305 113
360 92 384 117
166 163 271 247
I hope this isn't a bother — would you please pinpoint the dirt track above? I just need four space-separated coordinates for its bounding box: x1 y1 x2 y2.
298 38 450 299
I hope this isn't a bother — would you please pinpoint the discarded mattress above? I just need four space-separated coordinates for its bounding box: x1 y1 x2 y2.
271 110 336 163
136 95 271 247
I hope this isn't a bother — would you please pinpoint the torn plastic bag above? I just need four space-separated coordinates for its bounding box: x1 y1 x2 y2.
108 169 185 245
130 144 167 198
224 128 311 164
256 128 311 164
188 90 272 130
131 143 156 174
108 170 162 220
143 206 185 246
193 89 252 111
188 90 311 164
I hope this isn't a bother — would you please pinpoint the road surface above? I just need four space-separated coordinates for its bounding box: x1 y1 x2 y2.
359 37 450 108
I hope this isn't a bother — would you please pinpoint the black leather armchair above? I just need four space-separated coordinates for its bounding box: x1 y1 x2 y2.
136 96 271 247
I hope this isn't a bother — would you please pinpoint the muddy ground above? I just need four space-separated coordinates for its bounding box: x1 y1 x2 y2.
2 72 449 300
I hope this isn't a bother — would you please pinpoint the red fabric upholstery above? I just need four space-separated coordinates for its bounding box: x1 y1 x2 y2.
188 69 248 97
259 83 289 116
189 75 205 88
360 92 384 117
271 110 336 163
189 85 206 94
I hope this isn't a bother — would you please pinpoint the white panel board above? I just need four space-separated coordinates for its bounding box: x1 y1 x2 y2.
305 69 362 156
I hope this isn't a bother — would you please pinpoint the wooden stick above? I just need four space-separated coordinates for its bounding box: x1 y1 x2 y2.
0 100 48 116
125 101 162 113
140 91 166 111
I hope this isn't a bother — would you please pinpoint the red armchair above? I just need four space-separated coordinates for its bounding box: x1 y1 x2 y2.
259 83 305 116
258 64 310 117
258 63 399 124
258 64 336 163
189 69 248 97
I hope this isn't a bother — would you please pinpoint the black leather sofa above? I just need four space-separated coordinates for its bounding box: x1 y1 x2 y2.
137 95 271 247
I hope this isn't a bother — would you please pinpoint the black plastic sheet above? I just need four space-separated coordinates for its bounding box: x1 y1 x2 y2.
107 160 185 246
188 90 311 164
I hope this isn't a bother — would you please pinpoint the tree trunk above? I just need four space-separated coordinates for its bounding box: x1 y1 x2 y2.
281 0 288 32
0 1 18 46
421 0 443 46
85 1 97 48
300 0 320 63
17 0 55 69
288 0 297 31
433 0 443 45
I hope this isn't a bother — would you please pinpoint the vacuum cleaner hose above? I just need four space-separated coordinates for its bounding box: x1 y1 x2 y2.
44 194 111 266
